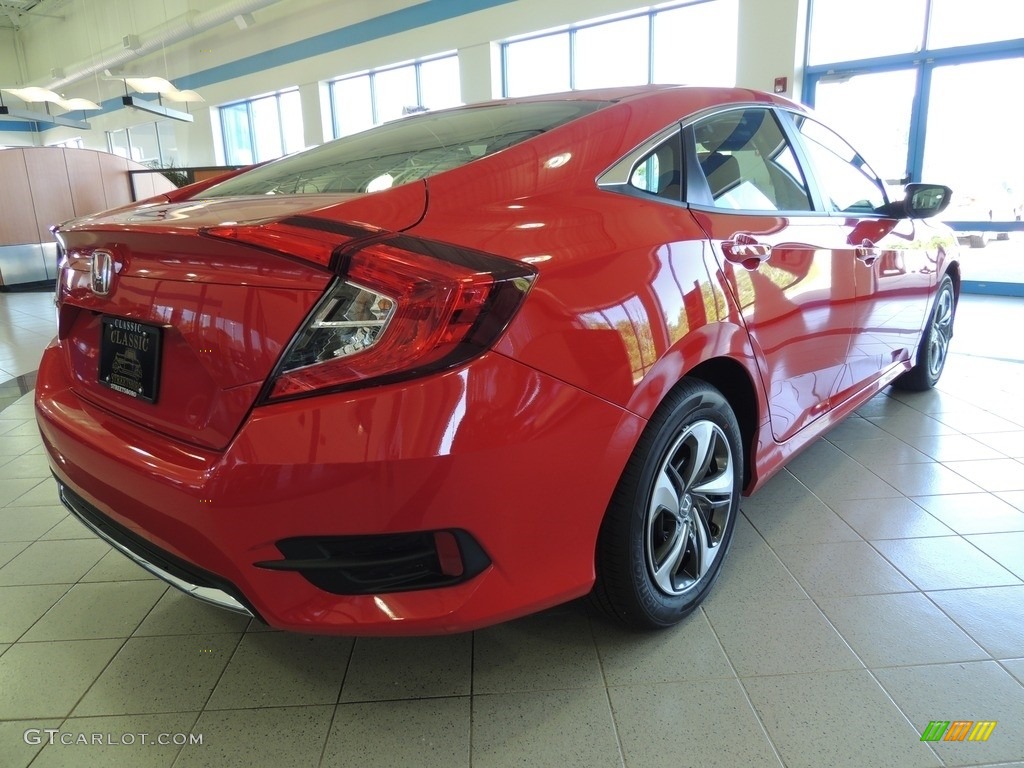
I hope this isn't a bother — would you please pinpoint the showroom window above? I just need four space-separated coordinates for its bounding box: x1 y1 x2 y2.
107 121 179 166
219 89 305 165
329 53 461 138
806 0 1024 291
501 0 738 97
49 137 84 149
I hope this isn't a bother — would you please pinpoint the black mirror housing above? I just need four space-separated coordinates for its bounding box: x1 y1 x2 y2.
904 183 953 218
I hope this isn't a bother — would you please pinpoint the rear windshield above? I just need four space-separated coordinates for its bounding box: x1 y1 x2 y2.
201 101 609 197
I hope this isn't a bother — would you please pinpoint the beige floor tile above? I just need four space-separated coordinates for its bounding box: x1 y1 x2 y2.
0 539 108 586
0 453 52 480
339 634 471 702
873 537 1020 590
745 494 861 548
870 462 982 496
999 490 1024 512
966 532 1024 579
910 493 1024 534
818 592 988 667
0 478 45 508
900 433 1006 462
325 698 470 768
875 661 1024 766
0 435 46 456
73 633 240 716
80 548 159 583
0 541 29 568
22 581 167 641
704 599 861 676
703 535 808 604
972 430 1024 458
832 436 932 469
821 416 892 444
927 586 1024 658
132 588 250 636
829 497 954 540
474 688 623 768
206 632 353 709
0 719 61 768
473 610 604 694
1003 658 1024 686
866 413 959 440
0 504 67 542
30 712 198 768
785 440 902 503
591 608 733 686
0 583 72 643
0 638 123 719
934 408 1023 433
610 679 782 768
943 458 1024 492
744 669 940 768
772 540 916 597
175 706 333 768
38 514 96 540
7 477 59 507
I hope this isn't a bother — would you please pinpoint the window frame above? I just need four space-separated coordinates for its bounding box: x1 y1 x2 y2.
500 0 734 97
328 51 460 139
218 88 303 165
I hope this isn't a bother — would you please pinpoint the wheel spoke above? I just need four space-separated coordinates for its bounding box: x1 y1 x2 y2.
649 468 681 521
676 421 716 493
651 519 687 594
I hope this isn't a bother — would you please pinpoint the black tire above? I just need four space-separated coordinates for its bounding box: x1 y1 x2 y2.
892 274 956 392
591 379 742 629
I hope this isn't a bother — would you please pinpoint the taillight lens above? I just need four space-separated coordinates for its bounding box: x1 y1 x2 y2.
204 219 536 401
268 237 535 400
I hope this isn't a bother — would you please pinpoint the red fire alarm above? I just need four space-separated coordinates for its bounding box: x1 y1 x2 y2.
773 76 788 94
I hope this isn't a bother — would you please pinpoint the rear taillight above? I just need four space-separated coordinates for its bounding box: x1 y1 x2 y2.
204 221 536 402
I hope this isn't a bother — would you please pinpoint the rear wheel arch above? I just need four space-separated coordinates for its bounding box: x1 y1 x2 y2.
684 358 760 491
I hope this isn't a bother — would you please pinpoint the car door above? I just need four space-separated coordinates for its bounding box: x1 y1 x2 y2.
785 113 934 402
685 106 857 442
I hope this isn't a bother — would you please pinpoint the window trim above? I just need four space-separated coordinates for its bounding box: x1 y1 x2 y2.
218 88 301 165
500 0 728 97
328 51 459 139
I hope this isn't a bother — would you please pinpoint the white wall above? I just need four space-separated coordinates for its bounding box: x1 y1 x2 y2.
736 0 808 98
1 0 806 162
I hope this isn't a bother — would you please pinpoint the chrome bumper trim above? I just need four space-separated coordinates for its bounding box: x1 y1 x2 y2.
59 485 253 617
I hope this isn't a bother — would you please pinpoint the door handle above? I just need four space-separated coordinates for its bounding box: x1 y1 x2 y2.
856 239 880 266
722 234 772 271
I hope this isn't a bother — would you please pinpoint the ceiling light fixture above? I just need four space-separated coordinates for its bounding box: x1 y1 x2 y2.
0 86 99 129
106 73 204 123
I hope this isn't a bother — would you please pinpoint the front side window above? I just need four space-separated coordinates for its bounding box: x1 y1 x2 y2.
793 115 887 213
691 108 813 212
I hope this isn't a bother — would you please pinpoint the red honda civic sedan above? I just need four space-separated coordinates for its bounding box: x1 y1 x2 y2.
35 85 958 634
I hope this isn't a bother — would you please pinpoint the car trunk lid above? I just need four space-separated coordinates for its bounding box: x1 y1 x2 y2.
53 185 426 450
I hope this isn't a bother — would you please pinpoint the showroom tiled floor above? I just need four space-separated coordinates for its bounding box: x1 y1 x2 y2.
1 288 1024 768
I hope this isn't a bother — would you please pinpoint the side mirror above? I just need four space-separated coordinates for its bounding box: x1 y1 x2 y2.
904 183 953 218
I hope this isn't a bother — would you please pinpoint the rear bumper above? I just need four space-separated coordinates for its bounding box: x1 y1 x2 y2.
57 483 255 618
36 342 642 635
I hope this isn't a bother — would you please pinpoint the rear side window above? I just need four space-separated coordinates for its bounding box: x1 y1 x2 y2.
202 101 609 197
690 108 813 212
629 133 683 201
792 115 887 214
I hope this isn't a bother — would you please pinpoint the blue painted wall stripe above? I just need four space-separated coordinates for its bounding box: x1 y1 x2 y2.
176 0 516 91
3 0 515 130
